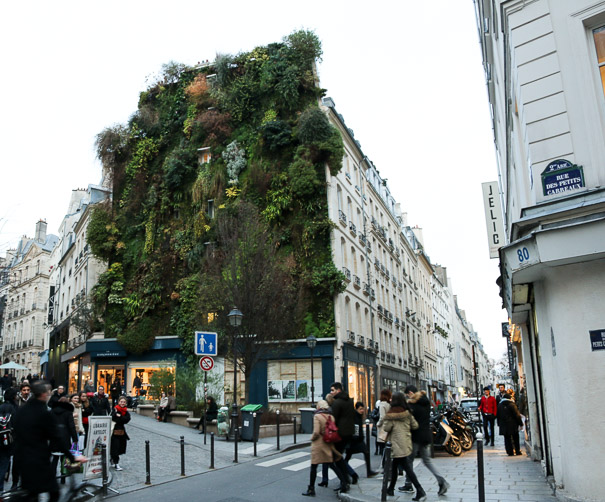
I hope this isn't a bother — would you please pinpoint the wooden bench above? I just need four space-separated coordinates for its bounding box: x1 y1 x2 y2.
186 417 218 434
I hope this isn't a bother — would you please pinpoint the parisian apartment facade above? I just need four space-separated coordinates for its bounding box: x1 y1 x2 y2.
476 0 605 500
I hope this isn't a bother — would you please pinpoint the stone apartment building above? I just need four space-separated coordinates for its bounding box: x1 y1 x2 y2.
1 220 58 375
475 0 605 499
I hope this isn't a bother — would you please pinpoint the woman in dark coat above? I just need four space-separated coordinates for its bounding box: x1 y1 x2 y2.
49 397 79 475
343 402 376 483
110 395 131 471
196 396 218 433
497 391 523 456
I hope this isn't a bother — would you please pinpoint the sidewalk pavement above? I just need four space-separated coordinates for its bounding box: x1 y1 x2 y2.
104 411 308 495
338 439 556 502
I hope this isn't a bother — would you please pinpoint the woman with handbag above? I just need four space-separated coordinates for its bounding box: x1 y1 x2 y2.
376 388 392 458
302 400 350 497
110 396 131 471
382 392 426 501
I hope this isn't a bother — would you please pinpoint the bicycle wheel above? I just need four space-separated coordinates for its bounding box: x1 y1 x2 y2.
1 487 30 502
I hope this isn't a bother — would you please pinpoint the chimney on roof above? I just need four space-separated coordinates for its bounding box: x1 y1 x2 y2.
35 219 47 244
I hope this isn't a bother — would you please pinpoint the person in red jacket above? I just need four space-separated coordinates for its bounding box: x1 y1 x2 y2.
478 387 497 446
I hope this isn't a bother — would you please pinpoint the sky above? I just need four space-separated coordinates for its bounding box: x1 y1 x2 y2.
0 1 509 359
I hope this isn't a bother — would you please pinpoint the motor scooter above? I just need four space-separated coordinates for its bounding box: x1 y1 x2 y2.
431 412 462 456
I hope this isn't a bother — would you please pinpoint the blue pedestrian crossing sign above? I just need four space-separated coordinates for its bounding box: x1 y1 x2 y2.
195 331 218 356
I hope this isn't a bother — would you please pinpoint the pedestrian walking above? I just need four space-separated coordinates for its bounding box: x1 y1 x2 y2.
376 388 392 458
79 391 93 449
343 402 377 482
497 390 523 456
382 391 426 501
329 381 357 487
0 388 18 492
49 397 79 476
13 381 85 502
301 400 350 497
479 386 497 446
110 396 131 471
110 380 122 405
399 385 450 496
16 382 31 407
495 383 507 405
70 393 85 451
48 385 68 409
91 386 111 416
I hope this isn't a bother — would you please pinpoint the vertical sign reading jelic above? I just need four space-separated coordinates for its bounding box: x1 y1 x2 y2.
481 182 506 259
83 416 112 480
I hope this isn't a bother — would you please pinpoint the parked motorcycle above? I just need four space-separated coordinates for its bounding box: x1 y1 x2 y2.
443 407 474 451
431 412 462 456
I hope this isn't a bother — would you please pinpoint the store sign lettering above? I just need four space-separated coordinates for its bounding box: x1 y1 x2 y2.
96 351 122 357
589 329 605 351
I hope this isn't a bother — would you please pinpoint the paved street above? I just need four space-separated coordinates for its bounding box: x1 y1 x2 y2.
104 413 555 502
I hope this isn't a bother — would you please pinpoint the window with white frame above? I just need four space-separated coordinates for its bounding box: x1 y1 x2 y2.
594 26 605 97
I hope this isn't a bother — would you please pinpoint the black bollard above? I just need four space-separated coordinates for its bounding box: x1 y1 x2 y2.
204 419 207 445
253 412 258 457
210 432 215 469
101 443 108 496
234 427 239 463
477 432 485 502
276 410 281 451
365 419 371 452
180 436 185 476
365 419 372 478
380 442 392 502
293 416 297 444
145 440 151 485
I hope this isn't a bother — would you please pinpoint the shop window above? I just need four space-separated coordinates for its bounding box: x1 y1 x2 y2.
267 360 321 403
126 362 176 399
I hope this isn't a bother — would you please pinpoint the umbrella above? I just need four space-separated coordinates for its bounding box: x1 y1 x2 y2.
0 361 29 370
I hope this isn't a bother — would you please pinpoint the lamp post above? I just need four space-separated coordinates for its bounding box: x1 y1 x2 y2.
228 307 243 441
306 335 317 407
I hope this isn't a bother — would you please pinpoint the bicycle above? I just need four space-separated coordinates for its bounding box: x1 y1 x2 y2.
3 465 113 502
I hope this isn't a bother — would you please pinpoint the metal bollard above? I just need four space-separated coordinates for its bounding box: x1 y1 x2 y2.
365 419 372 478
276 410 280 450
253 412 258 457
293 416 297 444
380 442 392 502
180 436 185 476
210 432 215 469
365 419 371 452
204 419 207 445
145 440 151 485
477 432 485 502
101 443 108 496
234 427 239 463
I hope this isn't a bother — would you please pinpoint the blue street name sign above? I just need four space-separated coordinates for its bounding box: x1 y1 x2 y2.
195 331 218 356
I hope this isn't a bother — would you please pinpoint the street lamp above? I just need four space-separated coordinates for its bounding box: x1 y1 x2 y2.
228 307 243 441
306 335 317 407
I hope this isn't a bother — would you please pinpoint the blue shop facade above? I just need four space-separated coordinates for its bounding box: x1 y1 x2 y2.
51 335 185 396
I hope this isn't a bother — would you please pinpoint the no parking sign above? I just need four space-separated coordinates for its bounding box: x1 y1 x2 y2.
199 356 214 371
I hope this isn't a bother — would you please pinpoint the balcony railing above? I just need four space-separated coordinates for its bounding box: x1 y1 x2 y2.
349 221 357 236
342 267 351 281
353 275 361 288
338 210 347 225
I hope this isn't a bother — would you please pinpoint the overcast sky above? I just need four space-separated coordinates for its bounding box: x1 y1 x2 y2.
0 1 508 359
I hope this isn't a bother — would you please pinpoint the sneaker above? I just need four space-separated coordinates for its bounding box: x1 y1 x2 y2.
438 481 450 496
398 485 414 493
114 464 123 471
412 492 427 502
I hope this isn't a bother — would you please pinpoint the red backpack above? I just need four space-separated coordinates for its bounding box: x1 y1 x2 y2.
323 415 341 443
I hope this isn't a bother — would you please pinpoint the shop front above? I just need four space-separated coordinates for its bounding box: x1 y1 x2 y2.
379 365 412 395
60 336 183 396
343 343 377 409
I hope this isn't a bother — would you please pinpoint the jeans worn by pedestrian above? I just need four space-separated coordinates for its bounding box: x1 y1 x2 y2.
0 453 10 492
483 414 496 444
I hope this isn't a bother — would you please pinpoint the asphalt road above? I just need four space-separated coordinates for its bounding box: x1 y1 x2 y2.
110 449 365 502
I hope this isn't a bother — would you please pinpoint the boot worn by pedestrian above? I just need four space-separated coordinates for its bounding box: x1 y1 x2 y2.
317 481 328 487
351 473 359 484
438 480 450 496
368 470 379 477
387 488 395 496
302 485 315 497
398 484 413 493
412 490 427 502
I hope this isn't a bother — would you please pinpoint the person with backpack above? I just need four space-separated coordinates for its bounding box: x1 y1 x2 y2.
301 400 350 497
0 387 18 492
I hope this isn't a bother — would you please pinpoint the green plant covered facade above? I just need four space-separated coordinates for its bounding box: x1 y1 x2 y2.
89 30 345 362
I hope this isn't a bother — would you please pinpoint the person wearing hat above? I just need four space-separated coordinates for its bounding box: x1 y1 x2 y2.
302 400 350 497
478 386 497 446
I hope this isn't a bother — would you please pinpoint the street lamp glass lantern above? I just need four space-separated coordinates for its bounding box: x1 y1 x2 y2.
228 307 243 327
306 335 317 350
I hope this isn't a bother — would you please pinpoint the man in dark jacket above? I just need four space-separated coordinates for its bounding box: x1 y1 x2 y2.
497 391 523 456
14 381 84 502
330 382 356 490
91 386 111 416
0 388 18 492
48 385 68 408
399 385 450 496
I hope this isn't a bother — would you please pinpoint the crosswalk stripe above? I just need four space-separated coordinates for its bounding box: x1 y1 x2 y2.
283 460 312 472
256 451 309 467
240 443 273 455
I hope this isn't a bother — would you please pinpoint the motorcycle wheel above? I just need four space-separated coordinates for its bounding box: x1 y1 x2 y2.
460 430 474 451
446 438 463 456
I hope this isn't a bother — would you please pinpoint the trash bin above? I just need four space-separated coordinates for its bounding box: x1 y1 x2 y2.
217 406 230 437
299 408 316 434
240 404 263 441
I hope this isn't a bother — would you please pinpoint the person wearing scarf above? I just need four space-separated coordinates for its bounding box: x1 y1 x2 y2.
110 396 131 471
